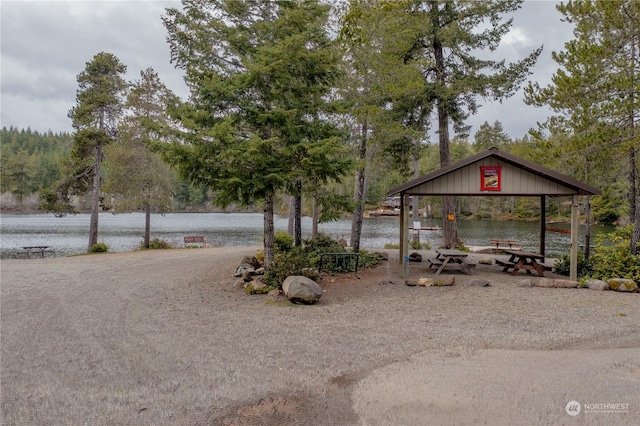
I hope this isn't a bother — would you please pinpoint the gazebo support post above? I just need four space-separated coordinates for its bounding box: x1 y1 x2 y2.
402 194 409 278
540 195 546 262
399 193 405 265
570 195 579 281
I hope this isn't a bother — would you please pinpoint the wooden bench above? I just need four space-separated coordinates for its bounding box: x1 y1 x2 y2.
184 236 206 247
427 258 443 269
489 239 518 252
495 258 515 271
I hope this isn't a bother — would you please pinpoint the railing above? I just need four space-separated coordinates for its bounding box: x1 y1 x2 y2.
318 252 360 279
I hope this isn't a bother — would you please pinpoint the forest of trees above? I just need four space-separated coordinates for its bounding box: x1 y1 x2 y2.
1 0 638 261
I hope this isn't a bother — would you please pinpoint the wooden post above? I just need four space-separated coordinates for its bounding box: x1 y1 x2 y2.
399 194 405 265
540 195 546 261
402 194 409 279
570 195 579 281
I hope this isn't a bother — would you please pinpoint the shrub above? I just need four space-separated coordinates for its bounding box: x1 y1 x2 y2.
555 250 591 277
589 226 640 282
90 242 109 253
262 233 382 287
274 231 294 253
145 238 171 250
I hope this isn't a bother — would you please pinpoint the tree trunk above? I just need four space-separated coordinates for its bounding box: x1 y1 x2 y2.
287 195 295 235
432 3 458 249
144 201 151 249
263 193 275 269
87 145 102 252
350 120 368 252
312 196 319 237
294 179 302 247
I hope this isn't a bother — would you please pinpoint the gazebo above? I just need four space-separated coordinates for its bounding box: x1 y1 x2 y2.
387 147 601 281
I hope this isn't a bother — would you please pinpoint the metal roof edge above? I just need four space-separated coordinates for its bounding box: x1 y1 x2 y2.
387 147 602 196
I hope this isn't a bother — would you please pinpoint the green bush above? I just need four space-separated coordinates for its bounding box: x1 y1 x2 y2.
144 238 172 250
589 226 640 282
554 250 591 277
90 242 109 253
262 233 382 287
274 231 294 253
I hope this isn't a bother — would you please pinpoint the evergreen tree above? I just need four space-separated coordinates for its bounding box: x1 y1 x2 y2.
338 0 427 251
42 52 127 251
473 120 511 152
103 68 176 248
407 0 541 248
525 0 640 254
163 0 349 267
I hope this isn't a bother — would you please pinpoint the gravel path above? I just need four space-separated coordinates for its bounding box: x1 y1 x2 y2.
1 247 639 425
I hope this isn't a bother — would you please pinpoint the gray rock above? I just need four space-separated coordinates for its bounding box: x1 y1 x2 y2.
464 279 491 287
234 263 255 277
586 279 609 291
282 276 323 304
433 275 454 286
554 279 578 288
405 280 418 287
241 256 261 269
517 279 534 288
478 258 493 265
409 252 422 262
607 278 639 293
535 278 556 288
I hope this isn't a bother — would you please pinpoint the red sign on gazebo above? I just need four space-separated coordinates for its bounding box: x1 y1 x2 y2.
480 166 501 191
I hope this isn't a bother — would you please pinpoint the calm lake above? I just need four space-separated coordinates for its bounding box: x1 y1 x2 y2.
0 212 614 258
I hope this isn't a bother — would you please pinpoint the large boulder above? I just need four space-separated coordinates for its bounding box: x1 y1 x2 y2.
282 276 323 304
586 279 609 291
408 252 422 262
241 256 261 269
607 278 639 293
234 263 255 278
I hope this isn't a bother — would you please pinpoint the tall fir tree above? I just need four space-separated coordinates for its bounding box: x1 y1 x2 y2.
163 0 349 267
42 52 127 251
406 0 541 248
525 0 640 254
103 68 176 248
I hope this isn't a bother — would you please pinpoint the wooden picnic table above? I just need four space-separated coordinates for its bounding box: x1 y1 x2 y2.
430 249 475 277
22 246 51 259
498 250 546 277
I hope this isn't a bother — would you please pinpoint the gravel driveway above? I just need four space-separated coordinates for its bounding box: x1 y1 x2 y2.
1 247 638 425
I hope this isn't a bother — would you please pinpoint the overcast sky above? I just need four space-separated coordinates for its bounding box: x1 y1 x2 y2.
1 0 574 140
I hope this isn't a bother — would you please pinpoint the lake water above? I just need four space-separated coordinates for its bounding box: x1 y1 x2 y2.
0 212 613 258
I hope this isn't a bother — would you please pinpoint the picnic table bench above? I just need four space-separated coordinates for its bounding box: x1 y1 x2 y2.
184 236 206 247
21 246 54 258
489 239 519 252
428 249 475 276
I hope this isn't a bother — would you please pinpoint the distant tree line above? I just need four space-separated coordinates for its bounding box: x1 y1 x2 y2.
1 126 212 212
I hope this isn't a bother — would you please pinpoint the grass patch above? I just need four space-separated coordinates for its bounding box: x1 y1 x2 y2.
266 299 297 307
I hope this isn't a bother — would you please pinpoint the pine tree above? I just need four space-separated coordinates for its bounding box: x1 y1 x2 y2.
163 1 349 267
60 52 127 251
103 68 176 248
407 0 541 248
525 0 640 254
